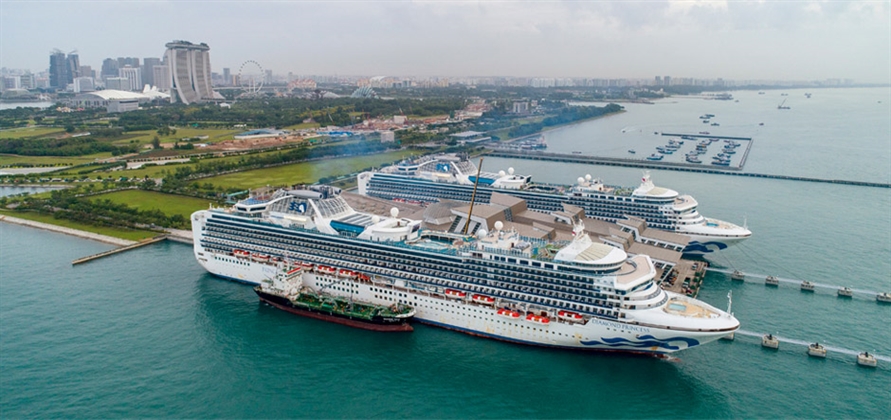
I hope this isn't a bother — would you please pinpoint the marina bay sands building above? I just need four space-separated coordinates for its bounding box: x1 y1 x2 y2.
164 40 214 104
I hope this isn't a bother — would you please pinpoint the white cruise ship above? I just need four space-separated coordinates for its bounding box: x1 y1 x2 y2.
357 154 751 255
191 185 739 354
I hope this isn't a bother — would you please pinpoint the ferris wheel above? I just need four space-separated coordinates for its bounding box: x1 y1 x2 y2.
237 60 265 95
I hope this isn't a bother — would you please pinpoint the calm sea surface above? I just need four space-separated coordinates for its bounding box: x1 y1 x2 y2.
2 88 889 418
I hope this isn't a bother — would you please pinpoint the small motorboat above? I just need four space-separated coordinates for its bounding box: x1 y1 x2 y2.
731 270 745 281
801 281 815 292
766 276 780 286
837 287 853 298
877 292 891 303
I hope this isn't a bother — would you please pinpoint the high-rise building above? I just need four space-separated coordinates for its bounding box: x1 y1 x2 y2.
105 77 129 91
165 40 214 104
153 65 171 91
19 73 35 90
79 65 93 79
222 68 231 86
66 53 80 81
101 58 119 80
118 66 143 91
664 76 671 86
142 57 161 87
117 57 139 68
73 77 94 93
49 50 67 88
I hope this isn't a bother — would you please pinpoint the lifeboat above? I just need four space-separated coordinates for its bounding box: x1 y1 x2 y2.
497 308 521 319
525 314 551 325
316 265 336 275
338 269 356 278
445 289 466 298
233 249 250 258
251 254 270 262
558 310 584 322
356 273 371 282
300 262 314 269
472 294 495 305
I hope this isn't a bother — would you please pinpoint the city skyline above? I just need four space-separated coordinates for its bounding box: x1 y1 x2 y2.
1 1 889 83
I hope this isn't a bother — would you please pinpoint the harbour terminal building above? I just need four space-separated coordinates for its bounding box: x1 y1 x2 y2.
164 40 215 105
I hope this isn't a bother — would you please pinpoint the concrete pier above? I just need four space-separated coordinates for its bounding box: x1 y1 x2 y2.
72 236 168 265
484 150 890 188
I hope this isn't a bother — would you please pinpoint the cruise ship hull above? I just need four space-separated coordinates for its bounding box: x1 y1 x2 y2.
358 172 749 255
193 224 735 354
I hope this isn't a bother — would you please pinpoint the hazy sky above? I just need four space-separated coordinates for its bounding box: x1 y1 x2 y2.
2 1 889 83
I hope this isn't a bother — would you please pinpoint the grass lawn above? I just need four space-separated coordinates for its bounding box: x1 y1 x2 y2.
110 128 241 147
90 190 214 219
0 154 102 167
0 127 65 139
1 209 157 241
202 151 412 189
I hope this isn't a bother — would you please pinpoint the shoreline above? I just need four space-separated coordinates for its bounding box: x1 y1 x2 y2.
0 214 136 246
500 109 625 143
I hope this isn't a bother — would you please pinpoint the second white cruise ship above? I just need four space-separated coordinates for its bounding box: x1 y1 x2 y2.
192 185 739 354
357 153 751 255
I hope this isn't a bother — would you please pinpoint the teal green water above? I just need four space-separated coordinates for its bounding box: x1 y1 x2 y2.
2 88 890 418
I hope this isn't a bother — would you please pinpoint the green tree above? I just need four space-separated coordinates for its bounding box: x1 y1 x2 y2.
152 136 161 149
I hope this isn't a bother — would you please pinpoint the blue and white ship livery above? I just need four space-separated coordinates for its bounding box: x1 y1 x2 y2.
357 154 751 255
191 185 739 354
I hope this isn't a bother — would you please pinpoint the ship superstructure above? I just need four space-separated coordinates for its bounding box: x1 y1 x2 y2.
192 185 739 354
357 154 751 255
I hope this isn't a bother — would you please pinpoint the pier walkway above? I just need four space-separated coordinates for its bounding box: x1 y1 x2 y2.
72 236 168 265
484 150 890 188
707 268 888 299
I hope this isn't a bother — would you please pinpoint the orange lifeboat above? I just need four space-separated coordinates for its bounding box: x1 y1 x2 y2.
558 310 584 322
445 289 467 298
338 269 356 278
233 249 250 258
317 265 336 275
525 314 551 325
251 254 270 262
300 262 314 269
472 294 495 305
497 308 521 319
356 273 371 282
